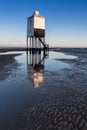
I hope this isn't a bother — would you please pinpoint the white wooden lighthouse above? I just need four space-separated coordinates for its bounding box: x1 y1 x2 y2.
27 11 48 50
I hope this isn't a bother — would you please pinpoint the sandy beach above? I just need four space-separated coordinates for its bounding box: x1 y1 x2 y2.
0 49 87 130
22 50 87 130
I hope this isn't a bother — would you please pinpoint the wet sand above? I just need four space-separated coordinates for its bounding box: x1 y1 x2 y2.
0 49 87 130
23 50 87 130
0 53 22 81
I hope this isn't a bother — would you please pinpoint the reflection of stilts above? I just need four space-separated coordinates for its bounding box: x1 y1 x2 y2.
26 50 49 88
27 50 48 72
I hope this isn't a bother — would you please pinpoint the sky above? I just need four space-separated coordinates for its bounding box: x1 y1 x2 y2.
0 0 87 47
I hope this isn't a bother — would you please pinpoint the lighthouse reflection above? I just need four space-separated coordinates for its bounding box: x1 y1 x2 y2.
26 50 48 88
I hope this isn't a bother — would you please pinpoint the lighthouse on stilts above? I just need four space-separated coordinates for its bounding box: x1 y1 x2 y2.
26 11 49 51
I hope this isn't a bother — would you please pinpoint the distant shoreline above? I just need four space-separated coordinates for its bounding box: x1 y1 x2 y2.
0 47 87 53
0 47 26 52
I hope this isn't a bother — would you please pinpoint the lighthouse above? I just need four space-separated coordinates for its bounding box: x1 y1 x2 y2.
27 11 48 50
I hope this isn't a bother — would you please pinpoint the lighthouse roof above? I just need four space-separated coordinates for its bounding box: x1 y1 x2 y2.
27 11 44 19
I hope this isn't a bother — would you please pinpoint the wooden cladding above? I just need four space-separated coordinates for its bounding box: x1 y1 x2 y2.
34 29 45 37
